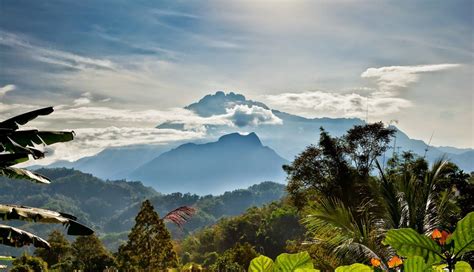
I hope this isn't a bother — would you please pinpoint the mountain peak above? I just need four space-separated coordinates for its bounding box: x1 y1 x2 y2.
185 91 269 117
217 132 262 146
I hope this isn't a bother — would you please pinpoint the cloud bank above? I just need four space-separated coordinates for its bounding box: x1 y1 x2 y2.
263 91 412 119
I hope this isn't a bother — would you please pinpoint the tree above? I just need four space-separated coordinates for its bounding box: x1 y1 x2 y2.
284 123 394 209
292 124 465 269
34 230 72 268
116 200 179 271
72 234 116 271
11 253 48 272
210 243 258 272
0 107 93 252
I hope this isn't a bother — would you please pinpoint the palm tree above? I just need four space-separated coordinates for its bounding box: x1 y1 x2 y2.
0 107 93 253
303 155 455 269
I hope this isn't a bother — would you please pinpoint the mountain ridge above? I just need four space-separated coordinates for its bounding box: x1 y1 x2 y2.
129 132 288 195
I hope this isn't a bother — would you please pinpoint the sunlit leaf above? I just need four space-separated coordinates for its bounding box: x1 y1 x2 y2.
383 228 442 265
454 261 472 272
404 256 429 272
334 263 372 272
448 212 474 257
274 252 314 271
248 255 274 272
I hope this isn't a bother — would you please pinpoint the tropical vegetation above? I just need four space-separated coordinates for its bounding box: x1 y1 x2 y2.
0 112 472 271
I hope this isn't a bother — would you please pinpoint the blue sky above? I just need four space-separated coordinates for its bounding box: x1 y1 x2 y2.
0 0 472 161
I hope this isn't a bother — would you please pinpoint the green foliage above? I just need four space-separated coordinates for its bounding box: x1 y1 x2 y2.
274 252 314 271
117 199 178 271
454 261 473 272
403 256 430 272
248 255 273 272
181 262 203 272
248 252 320 272
11 253 48 272
334 263 372 272
384 212 474 270
210 243 258 272
181 201 304 266
34 230 72 268
72 234 116 272
448 211 474 257
383 228 442 265
0 169 285 252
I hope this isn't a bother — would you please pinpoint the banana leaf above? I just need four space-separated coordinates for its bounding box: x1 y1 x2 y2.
0 224 50 249
0 204 93 236
0 107 53 130
0 167 51 184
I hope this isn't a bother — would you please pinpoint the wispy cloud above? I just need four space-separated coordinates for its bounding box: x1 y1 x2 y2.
0 31 116 71
361 64 461 95
0 84 16 97
151 8 201 19
263 91 412 119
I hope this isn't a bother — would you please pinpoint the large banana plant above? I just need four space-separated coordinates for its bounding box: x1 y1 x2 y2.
0 107 93 252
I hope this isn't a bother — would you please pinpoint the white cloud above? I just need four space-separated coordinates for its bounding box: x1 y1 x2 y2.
225 104 282 127
72 97 91 106
0 84 15 97
361 64 461 95
263 91 412 119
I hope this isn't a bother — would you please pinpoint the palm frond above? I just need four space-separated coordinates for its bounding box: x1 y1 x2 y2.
303 197 388 263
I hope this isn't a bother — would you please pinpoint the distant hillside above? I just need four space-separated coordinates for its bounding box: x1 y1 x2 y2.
129 132 289 194
0 168 286 253
47 144 172 180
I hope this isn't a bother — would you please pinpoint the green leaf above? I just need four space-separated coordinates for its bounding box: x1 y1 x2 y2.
0 107 53 130
6 130 74 148
0 167 50 184
404 256 429 272
274 252 313 271
248 255 274 272
454 261 472 272
448 212 474 257
383 228 442 265
334 263 372 272
294 269 320 272
430 264 447 272
0 255 14 261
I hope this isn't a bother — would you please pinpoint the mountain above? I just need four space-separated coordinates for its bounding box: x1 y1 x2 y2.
158 91 473 172
0 168 286 254
129 132 289 195
40 91 473 187
45 144 174 180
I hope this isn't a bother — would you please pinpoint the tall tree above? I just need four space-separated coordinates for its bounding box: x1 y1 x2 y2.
117 200 178 271
34 230 72 268
72 234 116 272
